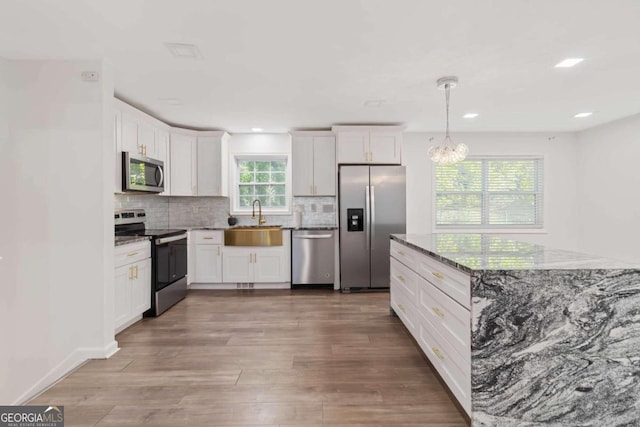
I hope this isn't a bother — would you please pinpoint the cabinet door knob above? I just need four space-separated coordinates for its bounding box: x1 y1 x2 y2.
397 275 405 283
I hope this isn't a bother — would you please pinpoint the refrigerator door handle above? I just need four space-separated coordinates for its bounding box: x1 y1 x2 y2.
370 186 375 249
365 185 371 249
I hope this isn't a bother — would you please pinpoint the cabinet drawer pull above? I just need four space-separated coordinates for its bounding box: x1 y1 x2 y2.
398 303 405 312
431 271 444 279
398 250 405 256
432 347 445 361
127 252 139 257
397 275 405 283
134 265 139 279
432 307 445 318
203 237 213 240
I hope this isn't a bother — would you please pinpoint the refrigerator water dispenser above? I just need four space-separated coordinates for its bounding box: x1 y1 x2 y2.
346 208 364 231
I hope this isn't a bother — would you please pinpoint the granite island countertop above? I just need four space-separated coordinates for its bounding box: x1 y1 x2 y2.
175 225 337 231
390 233 640 426
391 233 640 272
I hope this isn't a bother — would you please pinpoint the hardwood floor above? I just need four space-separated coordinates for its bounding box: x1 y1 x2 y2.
29 290 469 426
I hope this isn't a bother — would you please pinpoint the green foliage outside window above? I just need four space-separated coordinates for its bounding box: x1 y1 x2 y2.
435 158 543 228
238 159 287 208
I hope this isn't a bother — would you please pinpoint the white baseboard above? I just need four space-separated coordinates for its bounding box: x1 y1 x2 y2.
14 340 120 405
190 282 291 290
115 315 143 334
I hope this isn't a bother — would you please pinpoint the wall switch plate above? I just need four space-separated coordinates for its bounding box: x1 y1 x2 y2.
81 71 100 82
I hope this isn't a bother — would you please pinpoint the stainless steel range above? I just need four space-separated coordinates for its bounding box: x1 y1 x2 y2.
115 209 187 316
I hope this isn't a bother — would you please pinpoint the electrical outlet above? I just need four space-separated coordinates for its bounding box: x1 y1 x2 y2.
310 204 317 212
81 71 100 82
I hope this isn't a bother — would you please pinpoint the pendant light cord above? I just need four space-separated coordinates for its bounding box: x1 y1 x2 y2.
445 83 451 140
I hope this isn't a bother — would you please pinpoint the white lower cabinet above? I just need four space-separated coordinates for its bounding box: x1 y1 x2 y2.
114 241 151 333
193 230 223 283
390 242 472 415
222 246 288 283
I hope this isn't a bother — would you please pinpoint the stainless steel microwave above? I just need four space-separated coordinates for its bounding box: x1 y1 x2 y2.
122 152 165 193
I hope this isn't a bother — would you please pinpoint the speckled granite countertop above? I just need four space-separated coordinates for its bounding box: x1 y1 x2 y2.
391 233 640 272
114 235 150 247
177 225 337 231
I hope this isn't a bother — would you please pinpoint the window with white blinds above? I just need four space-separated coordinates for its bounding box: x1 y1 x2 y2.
435 157 544 229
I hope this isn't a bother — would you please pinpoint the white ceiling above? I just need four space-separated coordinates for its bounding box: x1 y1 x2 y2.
2 0 640 133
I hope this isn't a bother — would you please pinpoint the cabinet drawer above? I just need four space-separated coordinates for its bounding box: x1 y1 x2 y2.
194 230 223 245
115 241 150 268
390 283 418 337
390 257 419 301
416 315 471 415
416 275 471 362
415 254 471 309
390 240 417 270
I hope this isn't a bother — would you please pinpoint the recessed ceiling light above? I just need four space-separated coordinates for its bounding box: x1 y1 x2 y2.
574 112 593 118
164 42 203 59
555 58 584 68
463 113 479 119
364 99 386 108
158 98 182 106
251 127 263 132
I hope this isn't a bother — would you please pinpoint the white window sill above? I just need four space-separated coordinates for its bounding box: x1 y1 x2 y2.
433 228 548 234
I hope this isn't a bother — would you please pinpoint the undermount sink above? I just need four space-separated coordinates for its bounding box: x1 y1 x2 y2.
224 226 283 246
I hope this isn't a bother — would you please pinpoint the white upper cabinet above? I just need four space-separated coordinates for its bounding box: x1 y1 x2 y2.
334 126 404 164
313 136 336 195
138 122 157 159
292 133 336 196
369 132 401 164
197 132 229 197
292 136 314 196
336 131 369 164
121 111 139 155
170 131 197 196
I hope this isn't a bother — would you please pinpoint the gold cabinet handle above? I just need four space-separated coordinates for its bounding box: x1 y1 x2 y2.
397 275 405 283
128 266 133 280
398 303 405 312
134 264 139 279
431 271 444 279
432 307 445 318
217 246 221 256
432 347 445 361
398 250 405 256
203 237 213 240
127 252 139 257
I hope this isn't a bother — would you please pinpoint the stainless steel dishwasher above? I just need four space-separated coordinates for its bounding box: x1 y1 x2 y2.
292 229 335 285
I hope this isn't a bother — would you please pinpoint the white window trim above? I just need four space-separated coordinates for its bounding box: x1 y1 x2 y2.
229 153 292 216
431 155 546 233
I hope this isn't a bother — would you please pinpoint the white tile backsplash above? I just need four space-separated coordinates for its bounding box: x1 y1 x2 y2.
114 195 337 228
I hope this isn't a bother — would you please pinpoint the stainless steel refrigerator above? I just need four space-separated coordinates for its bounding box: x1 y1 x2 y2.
339 165 406 291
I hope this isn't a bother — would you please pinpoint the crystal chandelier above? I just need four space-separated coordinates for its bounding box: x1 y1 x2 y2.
428 76 468 164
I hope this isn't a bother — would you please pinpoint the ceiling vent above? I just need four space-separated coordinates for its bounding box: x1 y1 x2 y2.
164 42 203 59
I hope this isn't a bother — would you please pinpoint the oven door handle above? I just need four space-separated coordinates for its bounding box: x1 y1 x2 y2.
156 233 188 245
